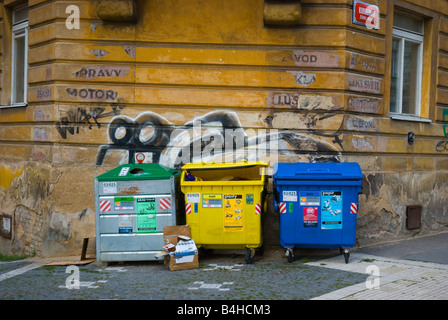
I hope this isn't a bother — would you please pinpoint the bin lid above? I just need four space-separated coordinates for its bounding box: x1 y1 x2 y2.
180 161 268 185
273 162 363 181
181 161 268 171
96 163 180 181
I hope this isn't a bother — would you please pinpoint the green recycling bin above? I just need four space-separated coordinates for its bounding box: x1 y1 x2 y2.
94 163 184 262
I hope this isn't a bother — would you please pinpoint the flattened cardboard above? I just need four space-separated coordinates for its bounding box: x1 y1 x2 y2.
43 259 95 266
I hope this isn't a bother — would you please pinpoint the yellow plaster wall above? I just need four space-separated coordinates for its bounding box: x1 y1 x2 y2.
1 0 448 255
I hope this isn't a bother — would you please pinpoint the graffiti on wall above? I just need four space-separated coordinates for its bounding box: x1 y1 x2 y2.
66 88 118 101
73 66 130 80
443 109 448 137
348 97 380 114
266 93 341 111
436 140 448 153
95 110 343 168
56 104 125 139
435 109 448 153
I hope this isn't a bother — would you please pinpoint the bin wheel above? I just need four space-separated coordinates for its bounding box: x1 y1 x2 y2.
245 248 255 264
256 242 265 256
343 249 350 264
285 248 294 263
198 247 212 257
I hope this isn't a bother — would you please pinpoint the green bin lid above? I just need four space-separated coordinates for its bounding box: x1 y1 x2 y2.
96 163 180 181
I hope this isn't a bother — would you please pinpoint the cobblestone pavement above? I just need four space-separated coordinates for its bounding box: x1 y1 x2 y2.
2 238 448 305
0 247 367 301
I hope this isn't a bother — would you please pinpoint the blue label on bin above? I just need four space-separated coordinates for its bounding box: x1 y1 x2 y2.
299 192 320 206
119 227 133 234
321 191 342 229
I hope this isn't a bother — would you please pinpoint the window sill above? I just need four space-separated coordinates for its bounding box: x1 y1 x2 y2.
390 114 432 123
0 103 27 109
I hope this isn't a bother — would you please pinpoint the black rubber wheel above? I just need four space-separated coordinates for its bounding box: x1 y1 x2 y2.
198 247 213 257
256 242 265 256
286 249 294 263
245 248 255 264
344 251 350 264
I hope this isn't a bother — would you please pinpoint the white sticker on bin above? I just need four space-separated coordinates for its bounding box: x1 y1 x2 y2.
119 167 130 176
283 190 297 202
103 182 117 194
187 193 200 203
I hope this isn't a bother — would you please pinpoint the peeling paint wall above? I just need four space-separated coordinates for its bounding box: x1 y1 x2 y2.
0 163 51 256
357 171 448 246
0 0 448 257
0 164 24 190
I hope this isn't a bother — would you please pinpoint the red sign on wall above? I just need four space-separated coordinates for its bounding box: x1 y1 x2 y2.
353 0 379 30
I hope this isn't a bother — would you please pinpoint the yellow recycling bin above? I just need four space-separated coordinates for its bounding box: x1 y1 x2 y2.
180 161 268 263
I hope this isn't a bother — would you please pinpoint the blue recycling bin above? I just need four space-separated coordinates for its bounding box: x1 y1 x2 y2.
273 162 363 263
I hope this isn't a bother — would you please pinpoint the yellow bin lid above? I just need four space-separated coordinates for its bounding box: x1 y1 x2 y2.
181 161 268 186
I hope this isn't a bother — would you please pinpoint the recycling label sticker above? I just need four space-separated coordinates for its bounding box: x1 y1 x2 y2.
136 197 157 233
223 194 244 231
202 194 222 208
321 191 343 230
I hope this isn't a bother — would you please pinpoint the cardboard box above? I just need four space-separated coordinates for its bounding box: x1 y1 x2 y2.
161 225 199 271
163 225 191 247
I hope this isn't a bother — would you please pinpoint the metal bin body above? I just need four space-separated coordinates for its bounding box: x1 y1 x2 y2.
94 163 183 262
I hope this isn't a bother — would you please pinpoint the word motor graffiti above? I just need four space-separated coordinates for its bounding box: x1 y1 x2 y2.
66 88 118 101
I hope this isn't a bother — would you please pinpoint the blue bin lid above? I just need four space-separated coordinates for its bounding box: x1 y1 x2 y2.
273 162 363 181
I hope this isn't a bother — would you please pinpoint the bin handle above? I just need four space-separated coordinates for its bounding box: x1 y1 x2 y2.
309 168 330 172
293 169 344 176
294 168 331 174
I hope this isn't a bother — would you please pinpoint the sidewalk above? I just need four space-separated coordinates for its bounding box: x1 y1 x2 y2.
307 232 448 300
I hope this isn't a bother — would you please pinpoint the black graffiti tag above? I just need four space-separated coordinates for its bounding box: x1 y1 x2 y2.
436 140 448 152
56 105 124 139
